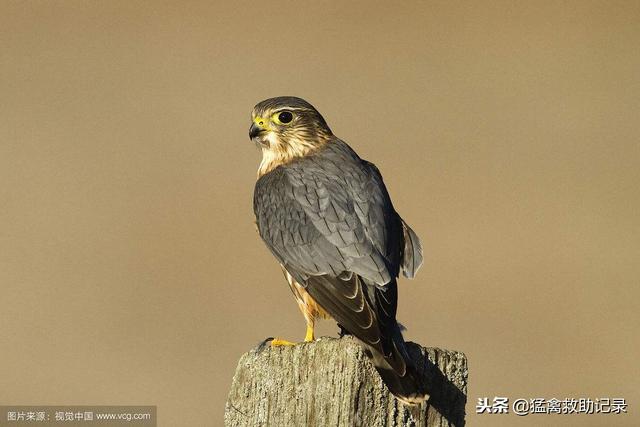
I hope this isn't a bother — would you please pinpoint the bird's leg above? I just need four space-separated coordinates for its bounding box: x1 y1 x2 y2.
274 268 320 346
270 317 315 347
304 319 315 342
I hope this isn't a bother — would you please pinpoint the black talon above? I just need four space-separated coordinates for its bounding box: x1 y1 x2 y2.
256 337 275 352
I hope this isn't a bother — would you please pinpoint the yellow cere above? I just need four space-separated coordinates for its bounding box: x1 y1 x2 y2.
253 117 272 131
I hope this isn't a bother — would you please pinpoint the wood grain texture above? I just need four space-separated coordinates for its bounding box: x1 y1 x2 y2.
225 337 467 426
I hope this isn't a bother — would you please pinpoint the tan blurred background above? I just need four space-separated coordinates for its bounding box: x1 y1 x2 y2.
1 1 638 426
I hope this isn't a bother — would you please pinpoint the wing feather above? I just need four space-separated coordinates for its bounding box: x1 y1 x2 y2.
254 140 400 287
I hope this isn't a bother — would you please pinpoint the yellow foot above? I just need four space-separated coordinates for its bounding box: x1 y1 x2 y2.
270 338 296 347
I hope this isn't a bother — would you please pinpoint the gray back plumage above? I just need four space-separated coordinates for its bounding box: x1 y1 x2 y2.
254 138 403 287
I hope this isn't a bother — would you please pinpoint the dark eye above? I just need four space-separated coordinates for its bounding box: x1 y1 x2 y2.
278 111 293 124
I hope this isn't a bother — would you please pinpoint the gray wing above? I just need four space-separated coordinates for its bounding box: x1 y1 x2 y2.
253 140 403 288
253 140 404 352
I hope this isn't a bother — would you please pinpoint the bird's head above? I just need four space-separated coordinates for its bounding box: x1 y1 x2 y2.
250 97 333 176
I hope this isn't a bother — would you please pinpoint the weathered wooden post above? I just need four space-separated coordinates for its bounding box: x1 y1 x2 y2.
225 336 467 426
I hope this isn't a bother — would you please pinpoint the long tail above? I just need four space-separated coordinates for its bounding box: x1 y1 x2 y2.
367 341 427 405
365 282 427 405
303 273 427 404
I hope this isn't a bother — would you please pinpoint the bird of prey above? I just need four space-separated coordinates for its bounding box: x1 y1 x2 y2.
250 96 426 404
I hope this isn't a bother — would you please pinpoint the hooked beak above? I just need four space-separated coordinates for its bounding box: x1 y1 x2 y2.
249 122 265 140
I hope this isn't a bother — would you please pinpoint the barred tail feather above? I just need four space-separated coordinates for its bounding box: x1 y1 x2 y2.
365 326 428 405
301 273 427 404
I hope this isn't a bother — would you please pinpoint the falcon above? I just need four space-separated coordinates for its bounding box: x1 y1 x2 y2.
250 96 426 404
